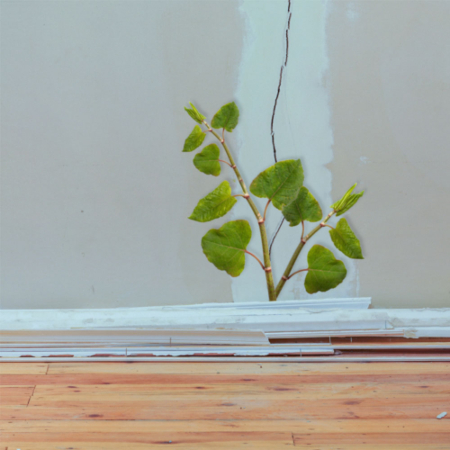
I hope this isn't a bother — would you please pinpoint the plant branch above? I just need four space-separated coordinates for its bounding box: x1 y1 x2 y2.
283 268 309 280
203 120 276 301
233 194 249 198
263 199 271 222
218 159 232 167
245 250 265 271
275 210 335 298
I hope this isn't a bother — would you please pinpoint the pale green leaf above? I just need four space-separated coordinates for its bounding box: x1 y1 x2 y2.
189 181 236 222
183 125 206 152
184 102 205 124
201 220 252 277
336 191 364 216
249 159 304 210
304 245 347 294
331 183 364 216
211 102 239 132
282 186 322 226
193 144 221 176
329 218 364 259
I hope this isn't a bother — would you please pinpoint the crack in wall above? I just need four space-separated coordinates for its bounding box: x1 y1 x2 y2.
270 0 292 164
269 0 292 257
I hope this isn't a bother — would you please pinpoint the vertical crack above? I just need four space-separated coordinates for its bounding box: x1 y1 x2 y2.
269 0 292 257
271 0 292 163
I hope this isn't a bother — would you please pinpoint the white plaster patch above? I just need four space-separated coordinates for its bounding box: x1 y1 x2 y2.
346 2 359 21
233 0 357 302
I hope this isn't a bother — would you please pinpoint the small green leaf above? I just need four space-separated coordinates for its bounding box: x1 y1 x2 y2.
336 191 364 216
189 181 236 222
331 183 364 216
193 144 221 176
250 159 304 210
211 102 240 132
201 220 252 277
184 102 205 124
304 245 347 294
282 186 322 226
329 218 364 259
183 125 206 152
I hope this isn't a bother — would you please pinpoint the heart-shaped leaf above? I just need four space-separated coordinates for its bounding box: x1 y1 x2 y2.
189 181 236 222
282 186 322 226
201 220 252 277
304 245 347 294
211 102 239 132
331 183 364 216
329 218 364 259
184 102 205 124
250 159 304 210
193 144 221 176
183 125 206 153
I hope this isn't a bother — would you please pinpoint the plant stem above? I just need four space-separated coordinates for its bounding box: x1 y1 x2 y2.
204 121 276 301
274 211 335 298
245 250 265 271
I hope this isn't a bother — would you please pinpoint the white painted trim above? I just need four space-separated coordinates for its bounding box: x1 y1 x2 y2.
0 346 334 358
0 298 371 331
1 302 449 339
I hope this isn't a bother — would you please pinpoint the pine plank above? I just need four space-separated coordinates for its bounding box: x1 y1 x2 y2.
26 393 450 409
294 432 450 445
1 419 449 433
0 431 292 443
0 442 294 449
31 381 450 398
2 401 447 420
2 373 449 386
0 363 48 375
46 362 450 375
0 386 35 396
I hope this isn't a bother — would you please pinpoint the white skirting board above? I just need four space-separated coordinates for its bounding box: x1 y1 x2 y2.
0 297 371 331
1 299 449 338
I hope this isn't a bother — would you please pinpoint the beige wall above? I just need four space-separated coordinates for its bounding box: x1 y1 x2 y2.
327 0 450 307
1 0 242 308
1 0 449 309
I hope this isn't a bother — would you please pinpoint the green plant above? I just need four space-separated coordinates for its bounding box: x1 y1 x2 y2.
183 102 364 301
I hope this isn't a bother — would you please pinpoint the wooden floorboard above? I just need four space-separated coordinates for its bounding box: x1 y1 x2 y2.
1 362 449 449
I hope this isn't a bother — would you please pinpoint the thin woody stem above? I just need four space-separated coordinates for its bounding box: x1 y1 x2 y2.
233 194 249 198
218 159 232 167
245 250 265 271
284 268 309 280
275 210 336 298
263 199 271 222
203 120 276 301
321 224 334 230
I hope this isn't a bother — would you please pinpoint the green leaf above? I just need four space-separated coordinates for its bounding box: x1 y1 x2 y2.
183 125 206 152
331 183 364 216
184 102 205 124
336 191 364 216
304 245 347 294
189 181 236 222
201 220 252 277
249 159 304 210
329 218 364 259
211 102 239 132
193 144 221 176
282 186 322 226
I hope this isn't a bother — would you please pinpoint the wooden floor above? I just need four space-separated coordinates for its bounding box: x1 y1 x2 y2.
1 361 449 449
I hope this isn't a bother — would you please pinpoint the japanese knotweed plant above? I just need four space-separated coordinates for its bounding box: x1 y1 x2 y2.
183 102 364 301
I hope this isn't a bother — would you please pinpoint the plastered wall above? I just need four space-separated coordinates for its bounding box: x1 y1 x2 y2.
1 0 449 309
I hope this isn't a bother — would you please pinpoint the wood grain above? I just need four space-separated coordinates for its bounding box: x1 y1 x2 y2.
1 361 449 448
